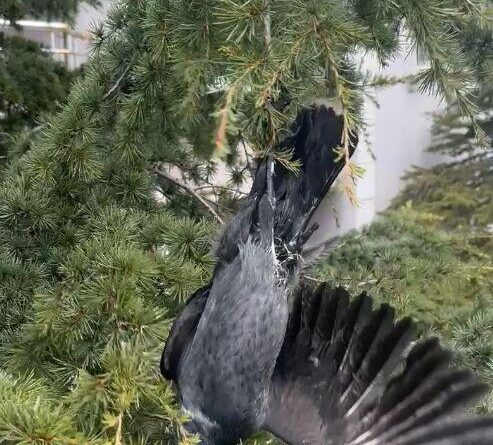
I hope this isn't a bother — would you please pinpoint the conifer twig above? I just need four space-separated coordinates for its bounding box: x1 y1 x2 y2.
103 63 133 101
215 84 238 156
115 412 123 445
152 168 224 224
263 0 271 51
193 184 248 196
214 59 263 156
321 38 358 205
240 138 255 180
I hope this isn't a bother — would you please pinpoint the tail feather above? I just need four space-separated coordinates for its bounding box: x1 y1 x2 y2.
214 105 357 273
274 106 357 248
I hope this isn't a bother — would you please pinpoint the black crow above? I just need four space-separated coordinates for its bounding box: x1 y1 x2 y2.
161 106 493 444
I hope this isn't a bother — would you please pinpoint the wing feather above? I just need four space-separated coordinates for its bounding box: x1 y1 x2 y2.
264 282 492 445
160 284 210 382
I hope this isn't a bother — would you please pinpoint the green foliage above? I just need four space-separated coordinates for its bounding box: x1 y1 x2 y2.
0 371 89 445
451 310 493 413
314 207 492 330
0 34 76 160
394 156 493 230
0 204 214 444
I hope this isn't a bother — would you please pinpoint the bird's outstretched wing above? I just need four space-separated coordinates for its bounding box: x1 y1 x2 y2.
264 281 493 445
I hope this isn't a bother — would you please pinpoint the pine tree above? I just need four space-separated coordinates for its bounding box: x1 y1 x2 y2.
0 34 77 161
0 0 491 444
0 0 97 161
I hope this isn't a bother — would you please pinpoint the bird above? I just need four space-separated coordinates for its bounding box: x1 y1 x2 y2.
161 105 493 445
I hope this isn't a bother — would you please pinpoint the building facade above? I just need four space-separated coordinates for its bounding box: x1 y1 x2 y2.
0 1 110 70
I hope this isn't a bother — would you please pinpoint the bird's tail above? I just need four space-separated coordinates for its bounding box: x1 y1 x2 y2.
215 105 357 271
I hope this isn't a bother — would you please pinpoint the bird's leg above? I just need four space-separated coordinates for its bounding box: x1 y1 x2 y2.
278 222 318 277
266 154 275 208
265 155 277 260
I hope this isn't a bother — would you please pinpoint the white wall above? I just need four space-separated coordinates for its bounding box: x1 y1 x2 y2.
75 1 113 34
369 56 447 212
73 0 113 64
306 50 447 248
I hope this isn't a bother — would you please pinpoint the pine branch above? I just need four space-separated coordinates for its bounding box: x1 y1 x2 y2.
201 194 234 213
263 0 272 52
193 184 248 196
152 167 224 224
102 62 133 101
115 412 123 445
260 31 309 100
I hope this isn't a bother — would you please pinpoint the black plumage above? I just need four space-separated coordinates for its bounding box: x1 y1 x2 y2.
264 283 493 445
161 105 493 445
